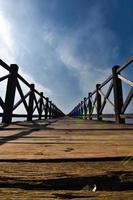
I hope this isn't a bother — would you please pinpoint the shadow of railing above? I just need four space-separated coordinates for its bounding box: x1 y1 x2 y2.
0 119 58 145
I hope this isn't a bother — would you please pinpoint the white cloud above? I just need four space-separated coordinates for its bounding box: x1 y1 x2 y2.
19 69 52 97
0 10 17 106
57 46 81 70
0 11 17 64
0 9 52 117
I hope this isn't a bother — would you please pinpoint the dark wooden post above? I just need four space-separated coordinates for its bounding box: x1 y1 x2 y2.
2 64 18 124
39 92 43 120
73 107 75 117
96 84 102 120
75 106 78 117
84 97 87 119
77 104 80 116
79 104 80 116
88 92 92 120
80 101 83 118
53 104 55 118
54 105 58 118
49 101 52 119
27 84 34 121
55 105 57 118
45 97 49 119
51 103 53 119
76 105 79 117
112 65 125 124
52 104 55 119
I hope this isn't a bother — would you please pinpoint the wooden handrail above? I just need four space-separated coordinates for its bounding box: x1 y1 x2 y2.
69 56 133 124
0 60 64 123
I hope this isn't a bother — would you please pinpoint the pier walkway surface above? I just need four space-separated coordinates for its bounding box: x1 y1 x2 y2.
0 117 133 199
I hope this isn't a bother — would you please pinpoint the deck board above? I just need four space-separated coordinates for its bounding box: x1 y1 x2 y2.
0 117 133 199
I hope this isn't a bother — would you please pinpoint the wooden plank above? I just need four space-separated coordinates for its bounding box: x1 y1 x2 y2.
16 79 29 112
0 117 132 160
0 117 132 199
99 86 114 110
121 88 133 114
13 91 30 111
0 59 11 71
0 74 10 82
0 97 5 110
118 74 133 87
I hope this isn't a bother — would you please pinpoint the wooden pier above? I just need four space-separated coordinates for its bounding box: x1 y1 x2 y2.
0 57 133 199
0 117 133 199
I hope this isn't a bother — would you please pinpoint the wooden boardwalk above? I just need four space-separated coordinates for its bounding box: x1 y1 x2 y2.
0 117 133 199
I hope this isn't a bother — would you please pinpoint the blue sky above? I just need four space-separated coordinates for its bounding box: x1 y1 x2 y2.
0 0 133 114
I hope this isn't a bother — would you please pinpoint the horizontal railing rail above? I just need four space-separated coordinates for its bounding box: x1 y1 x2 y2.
69 56 133 124
0 59 64 124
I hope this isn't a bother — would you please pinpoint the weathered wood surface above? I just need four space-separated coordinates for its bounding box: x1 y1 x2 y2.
0 117 133 199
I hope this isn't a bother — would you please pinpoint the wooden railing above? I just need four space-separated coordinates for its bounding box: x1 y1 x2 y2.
69 56 133 124
0 60 64 124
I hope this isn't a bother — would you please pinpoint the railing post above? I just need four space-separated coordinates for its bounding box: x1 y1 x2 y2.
77 104 80 117
45 97 49 119
52 104 55 119
39 92 43 120
73 108 75 117
55 106 58 118
53 104 55 118
96 84 102 121
78 102 81 117
2 64 18 124
88 92 92 120
76 105 79 117
51 103 53 119
80 101 83 118
27 84 34 121
84 97 87 119
49 101 52 119
78 103 80 117
112 65 125 124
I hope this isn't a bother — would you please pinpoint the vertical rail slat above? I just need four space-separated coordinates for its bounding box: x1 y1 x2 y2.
39 92 43 120
88 92 92 120
49 101 52 119
45 97 49 119
112 65 125 124
2 64 18 124
84 97 87 119
27 84 34 121
96 84 102 120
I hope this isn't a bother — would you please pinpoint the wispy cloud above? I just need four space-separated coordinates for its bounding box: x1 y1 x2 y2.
0 7 52 92
41 5 119 95
0 7 52 116
0 10 17 64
